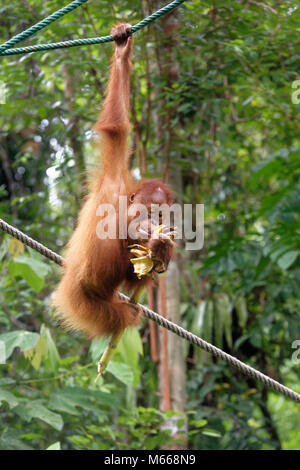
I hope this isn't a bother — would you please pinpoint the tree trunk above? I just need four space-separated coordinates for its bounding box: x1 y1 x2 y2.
150 0 187 449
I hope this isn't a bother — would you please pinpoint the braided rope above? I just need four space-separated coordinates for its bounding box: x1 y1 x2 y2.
128 297 300 404
0 0 89 54
0 0 186 57
0 217 299 403
0 218 63 265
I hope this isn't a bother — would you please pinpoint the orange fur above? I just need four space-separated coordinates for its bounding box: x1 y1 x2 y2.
53 24 174 338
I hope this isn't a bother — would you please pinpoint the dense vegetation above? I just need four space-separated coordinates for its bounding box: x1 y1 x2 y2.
0 0 299 450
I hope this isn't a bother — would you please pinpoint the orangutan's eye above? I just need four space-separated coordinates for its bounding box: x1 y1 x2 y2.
129 193 135 203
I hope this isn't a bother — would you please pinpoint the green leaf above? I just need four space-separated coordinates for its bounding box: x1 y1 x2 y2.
0 436 33 450
8 255 51 292
235 296 248 329
118 328 143 366
191 301 206 336
24 336 47 370
92 389 121 409
14 401 63 431
49 387 119 416
41 325 60 372
144 430 171 450
49 388 97 416
0 330 40 360
106 361 134 386
89 336 110 362
19 433 41 440
46 442 61 450
0 389 19 409
202 429 222 438
12 255 51 289
117 328 143 386
277 251 299 270
59 355 80 367
193 419 208 428
234 334 250 351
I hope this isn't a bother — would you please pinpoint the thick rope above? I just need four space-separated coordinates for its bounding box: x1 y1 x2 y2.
0 217 299 404
0 0 186 57
0 218 63 265
0 0 89 54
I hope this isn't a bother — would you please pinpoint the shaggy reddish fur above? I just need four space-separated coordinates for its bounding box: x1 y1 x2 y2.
53 24 174 338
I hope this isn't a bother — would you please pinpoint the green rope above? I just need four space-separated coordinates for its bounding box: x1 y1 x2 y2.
0 0 186 57
0 0 89 54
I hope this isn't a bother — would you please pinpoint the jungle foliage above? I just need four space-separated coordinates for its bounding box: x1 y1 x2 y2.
0 0 299 450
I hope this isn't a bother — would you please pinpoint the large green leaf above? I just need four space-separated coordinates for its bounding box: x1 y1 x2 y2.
8 255 51 292
107 360 134 386
118 328 143 366
0 330 40 360
50 387 100 416
117 327 143 386
14 400 63 431
90 329 142 387
49 387 119 416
